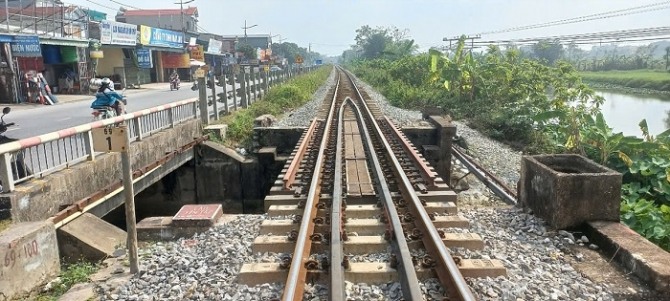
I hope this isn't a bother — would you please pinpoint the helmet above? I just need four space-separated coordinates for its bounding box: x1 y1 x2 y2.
100 78 114 91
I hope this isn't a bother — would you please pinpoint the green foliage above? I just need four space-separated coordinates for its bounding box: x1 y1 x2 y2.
350 32 670 250
236 43 257 60
271 42 321 65
579 70 670 92
36 261 100 300
223 66 332 147
350 25 418 61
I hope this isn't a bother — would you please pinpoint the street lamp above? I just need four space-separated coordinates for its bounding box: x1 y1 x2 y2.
242 20 257 44
174 0 195 35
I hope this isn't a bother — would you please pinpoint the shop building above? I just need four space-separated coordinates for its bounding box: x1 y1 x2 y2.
138 25 186 83
89 20 144 88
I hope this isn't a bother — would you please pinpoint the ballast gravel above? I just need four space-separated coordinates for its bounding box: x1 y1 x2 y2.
93 69 618 301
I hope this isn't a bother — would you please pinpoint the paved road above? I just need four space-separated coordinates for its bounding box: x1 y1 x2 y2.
4 86 200 139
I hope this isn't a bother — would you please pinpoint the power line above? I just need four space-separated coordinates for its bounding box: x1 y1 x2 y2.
85 0 116 11
472 1 670 36
471 26 670 45
108 0 140 10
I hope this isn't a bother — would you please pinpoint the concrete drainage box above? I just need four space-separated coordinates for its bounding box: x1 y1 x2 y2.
519 154 622 229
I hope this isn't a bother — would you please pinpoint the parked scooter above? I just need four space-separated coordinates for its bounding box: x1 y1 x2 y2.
0 107 32 192
91 89 128 120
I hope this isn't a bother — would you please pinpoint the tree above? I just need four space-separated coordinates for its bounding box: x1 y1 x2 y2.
236 43 256 60
532 39 564 65
353 25 417 60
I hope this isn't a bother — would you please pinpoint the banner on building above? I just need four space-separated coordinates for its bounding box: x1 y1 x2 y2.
189 45 204 61
136 48 153 69
162 52 190 68
9 35 42 57
207 39 222 54
101 21 137 46
140 25 184 48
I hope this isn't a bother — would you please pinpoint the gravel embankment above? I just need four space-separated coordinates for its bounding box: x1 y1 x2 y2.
94 71 617 301
274 68 338 127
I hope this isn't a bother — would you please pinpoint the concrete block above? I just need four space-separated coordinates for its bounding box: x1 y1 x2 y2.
0 222 60 301
585 221 670 293
172 204 223 227
204 124 228 141
57 213 126 263
519 154 622 229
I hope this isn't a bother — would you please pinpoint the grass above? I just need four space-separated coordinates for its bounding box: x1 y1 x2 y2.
0 219 10 232
34 261 100 301
579 69 670 92
215 66 333 147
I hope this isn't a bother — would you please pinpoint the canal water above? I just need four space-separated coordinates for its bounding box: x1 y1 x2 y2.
596 90 670 137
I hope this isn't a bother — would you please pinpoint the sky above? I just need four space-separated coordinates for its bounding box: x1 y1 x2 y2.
63 0 670 56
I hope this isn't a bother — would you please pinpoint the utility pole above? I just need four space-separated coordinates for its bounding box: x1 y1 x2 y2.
442 35 481 54
174 0 194 37
242 20 257 44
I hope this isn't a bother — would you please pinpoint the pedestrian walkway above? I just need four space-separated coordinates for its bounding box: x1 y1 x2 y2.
4 82 174 111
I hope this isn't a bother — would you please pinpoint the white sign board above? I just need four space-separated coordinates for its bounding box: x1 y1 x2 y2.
207 38 222 54
92 126 129 152
100 20 137 46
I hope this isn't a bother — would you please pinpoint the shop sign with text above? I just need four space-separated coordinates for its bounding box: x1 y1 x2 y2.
9 35 42 57
101 21 137 46
140 25 183 48
136 48 153 69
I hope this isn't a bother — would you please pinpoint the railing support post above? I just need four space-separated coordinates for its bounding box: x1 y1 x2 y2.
168 107 175 128
84 131 96 161
0 153 15 192
134 119 143 141
198 76 209 125
221 74 228 114
211 74 219 120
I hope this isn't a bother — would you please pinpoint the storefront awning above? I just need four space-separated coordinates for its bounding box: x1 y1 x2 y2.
40 37 90 48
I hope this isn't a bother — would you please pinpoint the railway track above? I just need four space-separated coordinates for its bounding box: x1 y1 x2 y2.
239 67 506 300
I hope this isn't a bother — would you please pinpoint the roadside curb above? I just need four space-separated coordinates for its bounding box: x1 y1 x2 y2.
584 221 670 293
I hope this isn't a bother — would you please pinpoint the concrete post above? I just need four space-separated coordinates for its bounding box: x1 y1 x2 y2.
231 73 238 111
246 72 252 105
198 77 209 125
210 74 219 120
240 70 248 109
428 116 456 185
120 131 139 274
255 68 261 98
264 70 269 93
221 74 228 114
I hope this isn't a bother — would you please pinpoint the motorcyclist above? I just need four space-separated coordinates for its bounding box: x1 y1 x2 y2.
90 78 124 116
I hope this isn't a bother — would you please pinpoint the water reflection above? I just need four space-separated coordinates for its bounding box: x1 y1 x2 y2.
595 90 670 136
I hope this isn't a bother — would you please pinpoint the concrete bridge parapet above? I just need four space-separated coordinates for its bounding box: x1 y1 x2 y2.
0 119 203 222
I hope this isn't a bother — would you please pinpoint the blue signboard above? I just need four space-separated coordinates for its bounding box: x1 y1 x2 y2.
136 48 153 69
315 59 323 65
10 35 42 57
139 25 183 49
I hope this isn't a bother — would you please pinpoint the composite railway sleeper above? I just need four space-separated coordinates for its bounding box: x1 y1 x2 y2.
239 68 506 300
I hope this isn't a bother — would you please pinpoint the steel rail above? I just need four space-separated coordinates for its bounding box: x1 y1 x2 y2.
329 99 347 301
282 119 318 189
452 146 518 205
282 72 341 301
347 97 424 300
383 116 436 187
345 69 477 301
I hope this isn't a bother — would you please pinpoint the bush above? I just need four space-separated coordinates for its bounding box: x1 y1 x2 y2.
219 66 332 147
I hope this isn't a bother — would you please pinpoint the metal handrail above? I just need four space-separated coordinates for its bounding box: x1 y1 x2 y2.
0 98 198 192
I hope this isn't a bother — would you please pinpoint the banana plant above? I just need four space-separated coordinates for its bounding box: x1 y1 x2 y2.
429 36 477 101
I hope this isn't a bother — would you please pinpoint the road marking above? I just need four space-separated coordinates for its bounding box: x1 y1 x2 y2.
7 127 19 132
56 117 72 121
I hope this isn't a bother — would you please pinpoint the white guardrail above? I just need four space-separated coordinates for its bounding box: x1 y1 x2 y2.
0 99 198 192
0 65 320 193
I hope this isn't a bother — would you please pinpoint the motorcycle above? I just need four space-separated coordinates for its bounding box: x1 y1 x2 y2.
91 89 128 121
0 107 32 191
170 77 180 91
